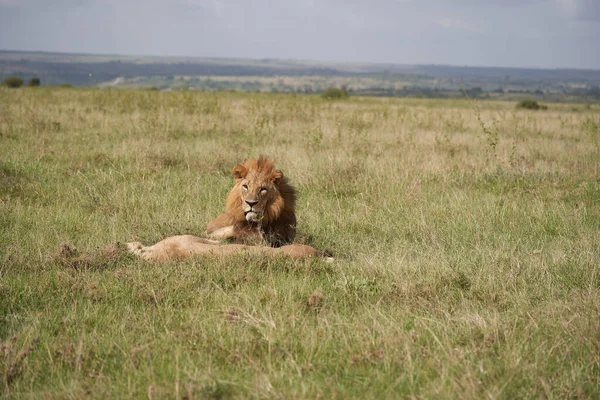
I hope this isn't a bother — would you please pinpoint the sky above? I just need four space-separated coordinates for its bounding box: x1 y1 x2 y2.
0 0 599 69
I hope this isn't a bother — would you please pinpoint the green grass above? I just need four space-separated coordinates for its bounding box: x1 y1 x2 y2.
1 87 599 398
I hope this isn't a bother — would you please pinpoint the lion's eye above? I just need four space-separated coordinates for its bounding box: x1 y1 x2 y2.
242 185 248 191
260 187 268 193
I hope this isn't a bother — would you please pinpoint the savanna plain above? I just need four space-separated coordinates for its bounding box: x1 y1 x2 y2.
1 87 599 398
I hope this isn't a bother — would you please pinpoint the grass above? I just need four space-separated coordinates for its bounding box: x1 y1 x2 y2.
1 87 599 398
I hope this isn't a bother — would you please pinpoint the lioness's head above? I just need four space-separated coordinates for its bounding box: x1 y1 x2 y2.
228 156 289 224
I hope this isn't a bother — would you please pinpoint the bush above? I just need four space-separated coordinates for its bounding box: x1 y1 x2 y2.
465 87 483 98
321 87 349 100
60 84 73 88
516 99 547 110
28 77 41 87
3 77 23 88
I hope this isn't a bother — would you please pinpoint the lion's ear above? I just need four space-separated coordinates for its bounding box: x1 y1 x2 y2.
271 169 283 182
232 165 248 180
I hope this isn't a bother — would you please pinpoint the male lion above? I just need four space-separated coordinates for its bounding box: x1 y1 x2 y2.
206 156 297 246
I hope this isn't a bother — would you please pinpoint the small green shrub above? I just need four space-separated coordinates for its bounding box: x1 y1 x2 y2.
516 99 547 110
60 83 74 88
321 87 349 100
3 76 23 88
28 77 41 87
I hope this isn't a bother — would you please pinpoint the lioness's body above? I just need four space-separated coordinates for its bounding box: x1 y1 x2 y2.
126 235 319 263
206 156 296 246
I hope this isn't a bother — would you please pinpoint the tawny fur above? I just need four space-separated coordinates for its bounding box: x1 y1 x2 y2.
206 156 296 246
126 235 321 263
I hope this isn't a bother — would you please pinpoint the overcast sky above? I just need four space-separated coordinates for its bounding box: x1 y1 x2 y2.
1 0 599 69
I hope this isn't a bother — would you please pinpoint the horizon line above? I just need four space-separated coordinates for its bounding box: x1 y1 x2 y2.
1 49 599 73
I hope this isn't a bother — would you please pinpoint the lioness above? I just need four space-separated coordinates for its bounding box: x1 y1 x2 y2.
206 156 296 246
126 236 321 263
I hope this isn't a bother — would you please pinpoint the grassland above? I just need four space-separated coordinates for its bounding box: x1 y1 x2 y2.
1 87 599 398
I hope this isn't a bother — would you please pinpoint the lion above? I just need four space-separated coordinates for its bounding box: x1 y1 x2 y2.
123 156 333 263
125 235 325 263
206 156 297 246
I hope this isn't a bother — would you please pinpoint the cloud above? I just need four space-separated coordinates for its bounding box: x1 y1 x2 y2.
0 0 86 6
557 0 600 22
1 0 599 68
438 17 484 33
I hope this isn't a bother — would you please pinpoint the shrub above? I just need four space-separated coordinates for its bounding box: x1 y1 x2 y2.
60 84 73 88
3 77 23 88
28 77 41 87
321 87 349 100
516 99 547 110
465 87 483 98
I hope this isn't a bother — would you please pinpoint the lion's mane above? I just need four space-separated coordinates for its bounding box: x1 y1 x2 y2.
207 156 297 246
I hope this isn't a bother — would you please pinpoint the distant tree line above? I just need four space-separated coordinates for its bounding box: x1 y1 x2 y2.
0 59 350 87
2 54 599 102
2 76 41 87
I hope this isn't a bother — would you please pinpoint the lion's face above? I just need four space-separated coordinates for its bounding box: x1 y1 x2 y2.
231 159 284 224
237 177 275 222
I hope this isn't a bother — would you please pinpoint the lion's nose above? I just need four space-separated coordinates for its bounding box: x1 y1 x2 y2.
245 200 258 208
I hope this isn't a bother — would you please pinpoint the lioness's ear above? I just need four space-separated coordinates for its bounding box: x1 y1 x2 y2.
232 165 248 180
271 169 283 182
